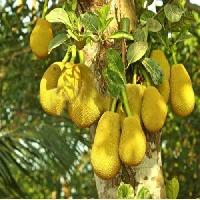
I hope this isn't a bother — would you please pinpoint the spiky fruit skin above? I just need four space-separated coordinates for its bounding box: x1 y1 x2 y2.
126 84 146 116
170 64 195 117
119 115 146 166
30 18 53 59
98 95 111 112
150 49 170 80
158 79 170 103
57 62 81 102
91 111 121 179
116 102 126 127
40 62 66 116
141 86 167 133
67 64 102 128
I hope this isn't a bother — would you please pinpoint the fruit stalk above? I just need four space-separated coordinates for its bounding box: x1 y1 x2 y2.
42 0 48 19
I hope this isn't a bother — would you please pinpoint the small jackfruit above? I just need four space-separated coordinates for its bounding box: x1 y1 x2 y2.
119 115 146 166
141 86 167 133
126 84 146 116
67 64 102 128
40 62 66 115
150 49 170 80
30 18 53 59
170 64 195 117
158 79 170 103
57 62 81 102
91 111 121 179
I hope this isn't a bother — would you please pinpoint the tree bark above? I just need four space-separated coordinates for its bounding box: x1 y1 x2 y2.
83 0 166 198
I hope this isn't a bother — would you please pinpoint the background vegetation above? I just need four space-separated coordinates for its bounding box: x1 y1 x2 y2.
0 0 199 198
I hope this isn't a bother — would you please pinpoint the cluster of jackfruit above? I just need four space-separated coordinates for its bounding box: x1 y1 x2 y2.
39 61 110 128
91 49 195 180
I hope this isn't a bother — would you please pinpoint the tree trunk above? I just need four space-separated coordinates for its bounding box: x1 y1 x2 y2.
82 0 166 198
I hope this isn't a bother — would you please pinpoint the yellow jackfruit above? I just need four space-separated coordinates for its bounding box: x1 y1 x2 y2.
126 84 146 116
40 62 66 115
98 94 111 112
150 49 170 80
170 64 195 117
67 64 102 128
30 18 53 59
119 115 146 166
57 62 81 102
158 79 170 103
91 111 121 179
141 86 167 133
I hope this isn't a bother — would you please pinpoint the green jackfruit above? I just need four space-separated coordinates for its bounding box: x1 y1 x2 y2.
30 18 53 59
126 84 146 116
158 79 170 103
150 49 170 80
170 64 195 117
91 111 121 179
67 64 102 128
40 62 66 116
57 62 81 102
119 115 146 166
141 86 167 133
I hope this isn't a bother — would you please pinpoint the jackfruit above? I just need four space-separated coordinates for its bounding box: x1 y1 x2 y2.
40 62 66 115
150 49 170 80
158 79 170 103
141 86 167 133
30 18 53 58
126 84 146 116
119 115 146 166
67 64 102 128
57 62 81 102
98 94 111 112
170 64 195 117
91 111 121 179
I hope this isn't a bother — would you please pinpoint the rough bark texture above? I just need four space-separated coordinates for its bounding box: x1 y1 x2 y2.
82 0 166 198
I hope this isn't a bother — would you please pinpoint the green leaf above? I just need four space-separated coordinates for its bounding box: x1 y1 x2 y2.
81 12 100 33
48 33 68 54
45 8 71 27
106 48 125 76
71 0 77 11
103 49 126 97
117 182 134 199
136 187 152 199
164 4 183 23
134 28 148 42
146 18 162 32
175 31 193 43
166 177 179 199
140 10 155 24
142 58 163 85
110 31 134 40
127 41 148 65
96 4 110 25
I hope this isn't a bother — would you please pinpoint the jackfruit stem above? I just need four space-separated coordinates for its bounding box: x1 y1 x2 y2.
133 66 137 84
172 50 177 64
78 50 84 64
70 45 77 63
62 47 71 63
110 98 117 112
142 69 151 86
121 87 132 116
42 0 48 19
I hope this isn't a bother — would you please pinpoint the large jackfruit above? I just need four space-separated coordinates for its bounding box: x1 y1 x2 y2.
57 62 81 102
67 64 103 128
126 84 146 116
170 64 195 117
40 62 66 115
91 111 121 179
119 115 146 166
158 79 170 103
150 49 170 80
141 86 167 133
30 18 53 59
